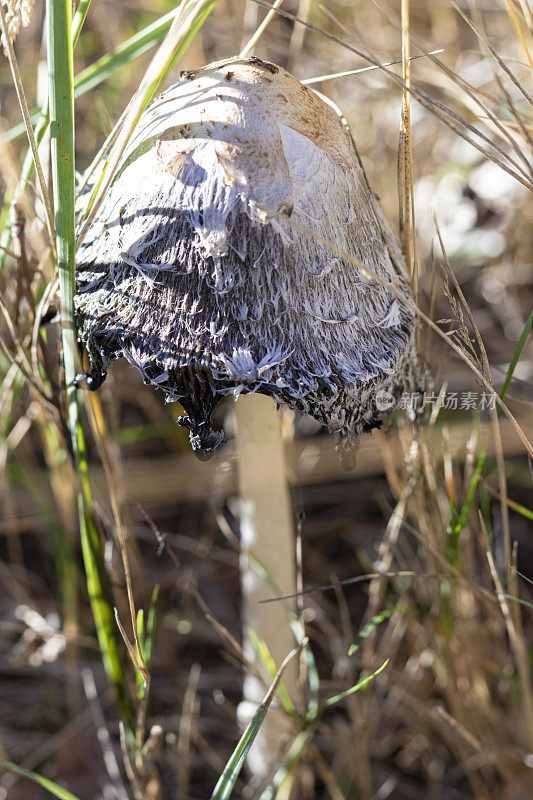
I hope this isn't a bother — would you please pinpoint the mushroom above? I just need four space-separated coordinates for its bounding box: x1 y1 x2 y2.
75 56 416 774
75 56 415 455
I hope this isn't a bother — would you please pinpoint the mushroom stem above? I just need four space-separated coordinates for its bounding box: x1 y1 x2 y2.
235 392 297 775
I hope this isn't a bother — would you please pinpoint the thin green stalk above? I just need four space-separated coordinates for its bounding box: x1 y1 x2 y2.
325 658 389 706
500 310 532 400
47 0 78 455
211 643 303 800
348 609 395 655
72 0 93 46
47 0 131 728
0 758 81 800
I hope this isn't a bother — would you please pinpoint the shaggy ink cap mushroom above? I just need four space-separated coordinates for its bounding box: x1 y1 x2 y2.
75 57 415 454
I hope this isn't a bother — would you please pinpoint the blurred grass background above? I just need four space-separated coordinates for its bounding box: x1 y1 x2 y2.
0 0 532 798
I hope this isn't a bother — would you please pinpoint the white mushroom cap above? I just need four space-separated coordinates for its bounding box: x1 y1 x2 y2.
76 57 415 452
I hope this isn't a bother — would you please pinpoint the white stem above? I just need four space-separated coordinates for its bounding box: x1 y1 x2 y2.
235 392 297 777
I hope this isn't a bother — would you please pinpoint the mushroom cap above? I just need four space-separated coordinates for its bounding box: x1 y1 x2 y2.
75 57 415 452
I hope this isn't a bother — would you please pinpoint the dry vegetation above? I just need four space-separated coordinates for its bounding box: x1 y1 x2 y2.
0 1 532 799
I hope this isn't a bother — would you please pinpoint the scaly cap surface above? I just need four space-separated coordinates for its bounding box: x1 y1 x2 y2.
75 57 415 452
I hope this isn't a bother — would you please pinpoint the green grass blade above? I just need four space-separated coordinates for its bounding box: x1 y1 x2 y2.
136 607 145 699
144 583 160 666
47 0 131 729
348 609 394 655
248 627 295 714
504 498 533 521
74 8 177 97
211 704 268 800
0 758 81 800
211 641 303 800
305 639 320 719
47 0 76 435
79 492 132 725
449 449 486 544
161 0 217 82
71 0 93 47
500 310 533 400
325 659 389 706
4 10 174 144
449 307 532 546
3 109 42 141
504 594 533 612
